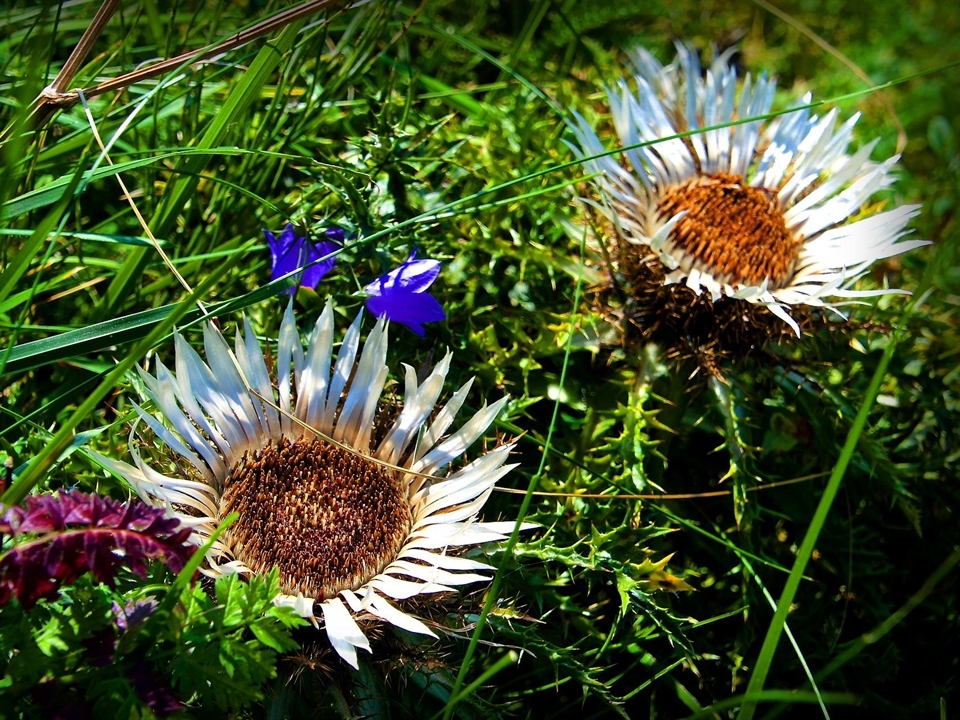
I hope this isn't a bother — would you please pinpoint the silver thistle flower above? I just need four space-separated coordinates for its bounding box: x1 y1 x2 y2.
95 302 532 668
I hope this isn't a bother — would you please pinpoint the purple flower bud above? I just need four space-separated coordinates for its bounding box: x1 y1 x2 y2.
364 250 446 337
264 224 341 295
112 597 158 633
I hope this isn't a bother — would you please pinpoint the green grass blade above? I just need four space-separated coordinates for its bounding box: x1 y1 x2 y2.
686 690 859 718
1 273 287 377
0 249 242 506
0 155 87 306
94 19 306 319
737 331 902 720
1 148 263 221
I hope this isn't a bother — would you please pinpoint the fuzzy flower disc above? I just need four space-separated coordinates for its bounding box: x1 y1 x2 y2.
221 437 412 601
657 172 798 287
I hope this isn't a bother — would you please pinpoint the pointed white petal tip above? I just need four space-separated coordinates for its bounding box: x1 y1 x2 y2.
321 597 372 669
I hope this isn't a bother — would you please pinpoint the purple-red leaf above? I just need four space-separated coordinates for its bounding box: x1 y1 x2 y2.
0 490 195 609
128 661 185 715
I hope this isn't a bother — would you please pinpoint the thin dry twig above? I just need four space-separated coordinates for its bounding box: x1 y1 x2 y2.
2 0 347 141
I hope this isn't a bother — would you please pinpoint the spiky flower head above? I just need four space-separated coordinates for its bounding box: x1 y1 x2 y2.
568 43 927 360
94 302 531 668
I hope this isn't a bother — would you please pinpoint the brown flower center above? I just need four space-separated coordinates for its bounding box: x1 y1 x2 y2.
656 172 800 288
220 436 410 603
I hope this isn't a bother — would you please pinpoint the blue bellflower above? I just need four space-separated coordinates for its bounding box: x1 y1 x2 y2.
264 224 343 295
364 250 446 336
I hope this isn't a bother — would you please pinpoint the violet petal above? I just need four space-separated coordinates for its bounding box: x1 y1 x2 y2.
365 291 446 337
264 224 297 267
296 240 340 291
364 253 441 297
264 224 340 294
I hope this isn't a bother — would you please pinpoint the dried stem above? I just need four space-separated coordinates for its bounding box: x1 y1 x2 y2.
2 0 346 142
46 0 123 94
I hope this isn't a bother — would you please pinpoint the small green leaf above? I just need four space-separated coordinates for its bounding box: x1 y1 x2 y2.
249 620 295 654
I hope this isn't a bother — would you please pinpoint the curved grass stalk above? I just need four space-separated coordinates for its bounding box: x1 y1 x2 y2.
737 323 902 720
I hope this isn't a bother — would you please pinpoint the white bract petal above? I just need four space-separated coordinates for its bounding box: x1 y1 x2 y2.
321 597 371 669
